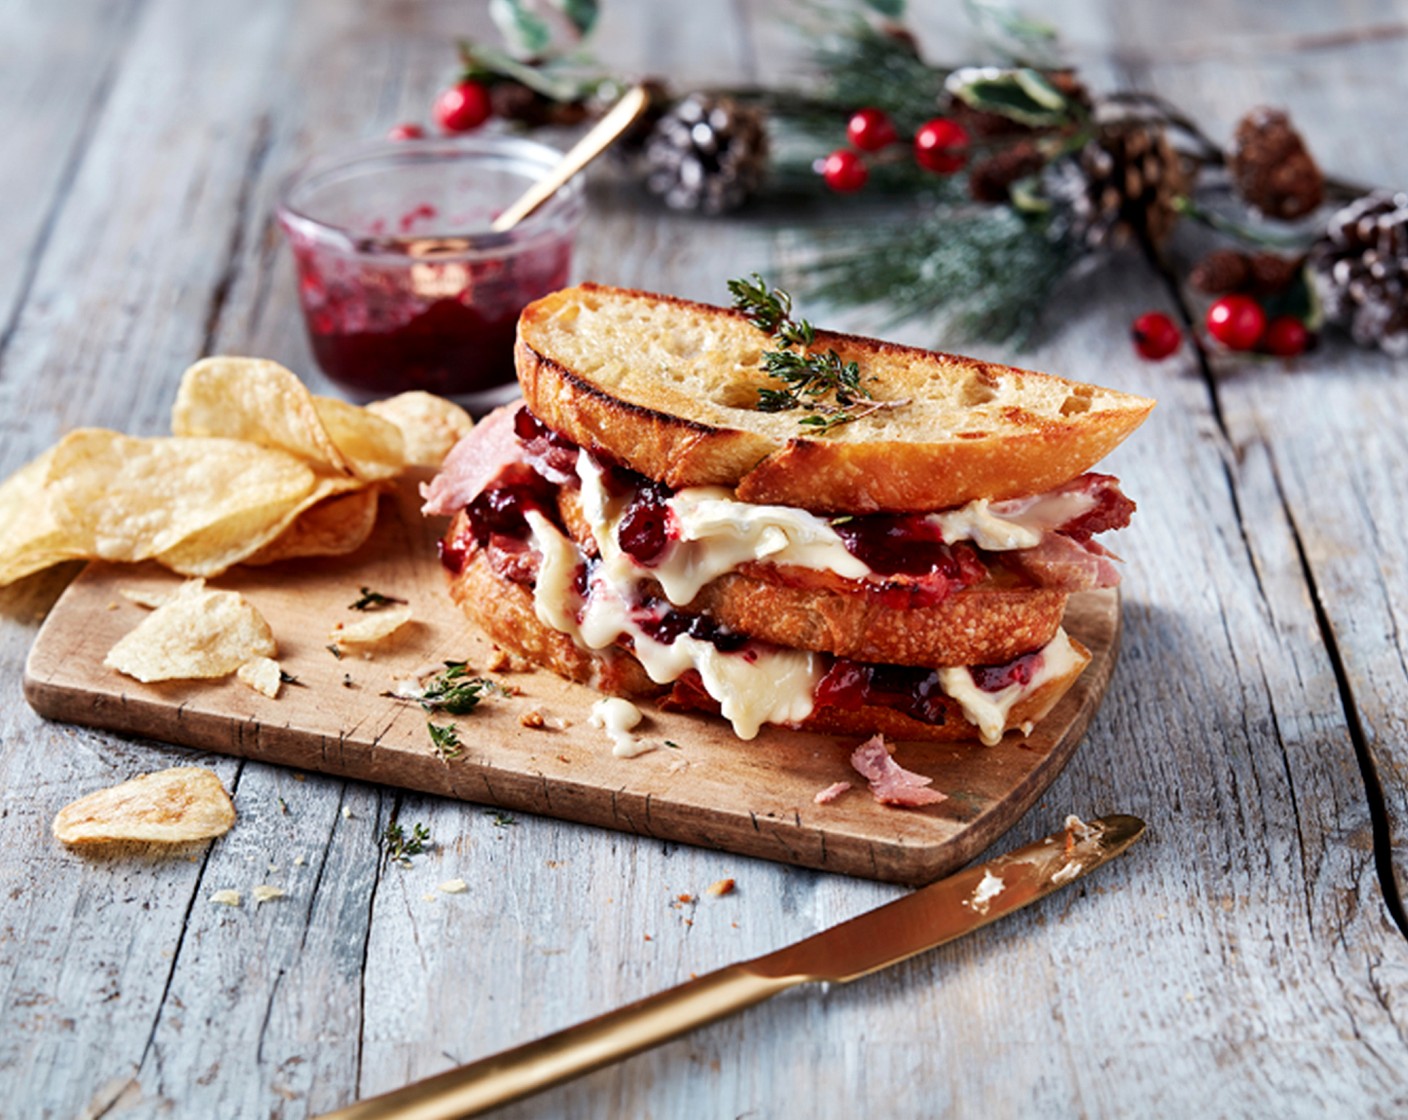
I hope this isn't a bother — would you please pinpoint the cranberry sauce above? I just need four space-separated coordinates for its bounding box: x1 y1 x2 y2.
832 513 987 584
970 649 1042 693
288 237 571 399
616 481 675 566
631 599 751 653
814 659 950 726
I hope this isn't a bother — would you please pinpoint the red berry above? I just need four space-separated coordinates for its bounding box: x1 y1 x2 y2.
387 122 425 141
1131 311 1181 361
914 118 970 174
1263 316 1310 356
1206 295 1267 351
821 149 868 193
846 108 897 152
434 81 492 133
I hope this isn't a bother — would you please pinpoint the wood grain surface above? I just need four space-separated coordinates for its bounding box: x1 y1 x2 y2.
3 2 1408 1118
23 477 1120 887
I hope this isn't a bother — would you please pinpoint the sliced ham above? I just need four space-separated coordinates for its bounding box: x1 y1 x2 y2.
1005 532 1122 591
849 734 947 808
421 403 525 516
813 780 852 805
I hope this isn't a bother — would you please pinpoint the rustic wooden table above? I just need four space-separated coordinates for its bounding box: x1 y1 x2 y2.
5 2 1408 1116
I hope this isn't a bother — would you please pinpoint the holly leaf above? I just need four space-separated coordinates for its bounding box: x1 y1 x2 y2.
490 0 554 57
945 66 1073 127
458 41 589 101
558 0 599 37
863 0 907 17
964 0 1061 67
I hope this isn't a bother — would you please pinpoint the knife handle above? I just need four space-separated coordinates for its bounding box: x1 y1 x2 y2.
318 963 796 1120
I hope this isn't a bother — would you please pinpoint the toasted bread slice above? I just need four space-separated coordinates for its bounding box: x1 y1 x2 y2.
553 483 1067 666
516 284 1154 513
447 527 1090 744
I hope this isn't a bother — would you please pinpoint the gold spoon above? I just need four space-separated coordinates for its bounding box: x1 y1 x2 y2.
490 84 652 233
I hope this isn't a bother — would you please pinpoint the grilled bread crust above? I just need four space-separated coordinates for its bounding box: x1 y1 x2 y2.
447 536 1090 744
516 284 1154 514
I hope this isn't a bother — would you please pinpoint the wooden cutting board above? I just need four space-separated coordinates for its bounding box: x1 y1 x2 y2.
23 477 1120 885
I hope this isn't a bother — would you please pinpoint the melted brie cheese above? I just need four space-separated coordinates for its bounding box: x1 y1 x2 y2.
588 697 651 758
937 628 1081 746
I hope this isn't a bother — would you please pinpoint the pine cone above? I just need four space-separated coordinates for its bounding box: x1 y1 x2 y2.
969 141 1046 203
1228 107 1324 220
1308 191 1408 355
641 94 768 215
1190 249 1303 295
1043 121 1187 250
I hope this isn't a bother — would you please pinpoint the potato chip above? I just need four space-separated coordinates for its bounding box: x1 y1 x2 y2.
172 358 352 475
154 474 364 577
46 430 316 563
0 448 86 587
367 392 475 468
237 656 283 698
312 396 405 482
243 486 380 566
52 766 236 845
329 602 413 645
104 578 277 682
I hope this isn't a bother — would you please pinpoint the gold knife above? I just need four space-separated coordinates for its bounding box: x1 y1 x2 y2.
319 813 1145 1120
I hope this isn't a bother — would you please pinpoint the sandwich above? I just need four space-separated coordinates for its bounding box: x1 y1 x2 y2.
422 282 1152 745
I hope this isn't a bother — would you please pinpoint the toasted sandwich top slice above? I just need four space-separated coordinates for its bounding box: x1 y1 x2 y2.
516 284 1155 514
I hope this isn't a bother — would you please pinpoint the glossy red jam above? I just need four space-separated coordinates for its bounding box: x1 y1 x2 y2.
289 237 570 399
617 483 675 566
631 600 751 653
814 659 951 726
970 650 1041 692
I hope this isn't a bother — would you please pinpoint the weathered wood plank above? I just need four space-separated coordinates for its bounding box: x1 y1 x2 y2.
4 1 1408 1118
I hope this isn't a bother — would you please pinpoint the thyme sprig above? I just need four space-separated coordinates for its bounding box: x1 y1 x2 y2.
422 662 502 714
427 721 464 761
349 586 407 611
384 821 431 867
728 274 907 434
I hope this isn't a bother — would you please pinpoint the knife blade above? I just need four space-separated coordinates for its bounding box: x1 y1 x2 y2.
318 813 1144 1120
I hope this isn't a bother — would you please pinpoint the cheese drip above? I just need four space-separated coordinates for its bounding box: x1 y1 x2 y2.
527 464 820 740
936 628 1081 745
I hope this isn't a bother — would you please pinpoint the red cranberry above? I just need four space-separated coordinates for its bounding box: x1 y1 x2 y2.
387 123 425 141
913 118 970 174
616 485 674 566
1263 315 1310 357
846 108 898 152
1206 295 1266 351
1131 311 1181 360
821 149 868 192
971 651 1041 693
434 81 492 133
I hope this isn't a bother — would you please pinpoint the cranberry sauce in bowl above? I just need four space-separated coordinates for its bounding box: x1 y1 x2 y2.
277 136 582 409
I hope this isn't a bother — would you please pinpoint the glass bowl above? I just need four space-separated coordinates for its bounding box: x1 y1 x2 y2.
277 135 583 409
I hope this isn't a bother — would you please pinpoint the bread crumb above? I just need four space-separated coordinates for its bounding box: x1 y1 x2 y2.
439 878 468 894
706 878 736 898
423 893 438 903
106 601 119 611
211 889 241 907
519 708 546 729
341 806 352 820
293 855 306 867
487 646 532 672
677 893 694 904
253 885 286 906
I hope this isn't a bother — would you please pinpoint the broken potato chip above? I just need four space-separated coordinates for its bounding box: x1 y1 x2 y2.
237 656 283 698
367 391 474 468
104 578 276 682
52 766 236 846
329 602 413 646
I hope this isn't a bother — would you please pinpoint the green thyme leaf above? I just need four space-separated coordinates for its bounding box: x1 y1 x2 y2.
384 820 431 867
428 721 464 761
349 586 407 611
420 662 501 715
